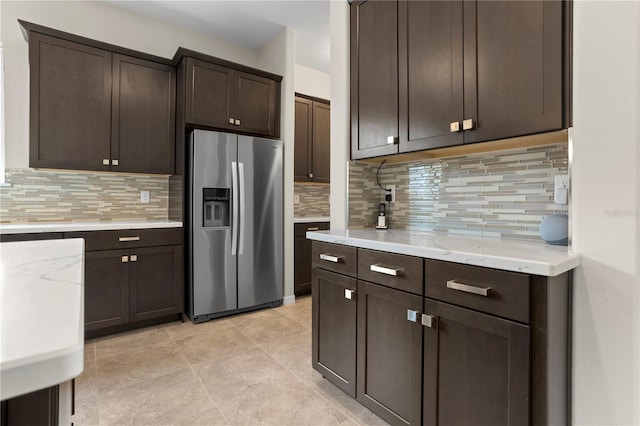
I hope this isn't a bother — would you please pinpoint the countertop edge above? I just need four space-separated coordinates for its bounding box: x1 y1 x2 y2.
0 221 183 234
306 230 581 277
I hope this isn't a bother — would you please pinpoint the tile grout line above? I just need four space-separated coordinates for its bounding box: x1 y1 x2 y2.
163 322 233 426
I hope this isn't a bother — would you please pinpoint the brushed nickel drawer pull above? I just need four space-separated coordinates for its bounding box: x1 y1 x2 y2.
307 227 319 231
319 253 342 263
446 280 491 296
370 264 402 276
118 236 140 242
344 289 356 300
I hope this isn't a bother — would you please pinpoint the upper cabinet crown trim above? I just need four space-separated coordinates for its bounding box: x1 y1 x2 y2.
173 47 283 82
18 20 174 66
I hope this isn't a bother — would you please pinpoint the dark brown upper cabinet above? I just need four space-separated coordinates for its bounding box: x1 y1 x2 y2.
112 54 176 174
184 56 280 138
24 21 176 174
351 0 569 160
294 95 330 183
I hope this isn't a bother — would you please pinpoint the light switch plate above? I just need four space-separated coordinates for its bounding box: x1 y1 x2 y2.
140 191 150 204
554 175 569 204
294 194 300 204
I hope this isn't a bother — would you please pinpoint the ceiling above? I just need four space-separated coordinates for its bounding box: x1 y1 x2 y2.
105 0 330 73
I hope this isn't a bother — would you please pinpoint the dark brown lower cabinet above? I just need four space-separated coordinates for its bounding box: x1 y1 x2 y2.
130 245 183 322
357 281 423 426
294 222 329 296
423 299 530 426
312 268 357 397
84 249 130 331
1 386 59 426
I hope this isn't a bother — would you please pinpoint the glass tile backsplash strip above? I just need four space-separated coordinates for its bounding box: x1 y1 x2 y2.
0 168 168 223
349 143 569 239
294 183 330 218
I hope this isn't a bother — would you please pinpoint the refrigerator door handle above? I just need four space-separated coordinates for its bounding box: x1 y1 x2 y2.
238 162 246 256
231 161 239 256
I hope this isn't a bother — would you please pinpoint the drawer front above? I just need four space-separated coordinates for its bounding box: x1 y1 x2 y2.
425 259 530 323
295 222 329 237
312 241 357 277
358 249 423 296
66 228 183 251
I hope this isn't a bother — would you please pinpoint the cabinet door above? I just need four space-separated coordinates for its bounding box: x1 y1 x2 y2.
185 58 235 131
29 33 112 171
84 250 129 331
129 245 183 322
463 1 563 144
312 268 357 397
2 385 59 426
233 70 278 137
357 280 422 425
112 54 176 174
312 101 331 183
350 0 399 160
423 300 530 426
294 97 313 182
294 235 312 295
399 0 464 153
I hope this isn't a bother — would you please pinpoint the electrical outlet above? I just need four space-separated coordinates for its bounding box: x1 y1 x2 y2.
140 190 150 204
294 194 300 204
554 175 569 204
386 184 396 203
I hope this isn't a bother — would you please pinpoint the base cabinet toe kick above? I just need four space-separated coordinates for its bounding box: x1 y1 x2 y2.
311 241 572 426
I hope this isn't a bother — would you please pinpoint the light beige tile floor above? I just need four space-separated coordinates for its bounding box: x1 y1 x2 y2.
73 295 388 426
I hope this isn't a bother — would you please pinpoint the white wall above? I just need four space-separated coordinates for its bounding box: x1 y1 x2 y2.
572 1 640 424
329 1 349 230
294 64 330 100
257 28 296 302
1 0 258 169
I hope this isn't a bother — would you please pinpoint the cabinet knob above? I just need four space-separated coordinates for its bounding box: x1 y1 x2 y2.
102 159 110 166
229 118 235 124
462 118 475 130
235 119 241 126
387 136 398 145
421 314 436 328
130 254 137 262
112 159 119 166
449 122 461 133
344 289 356 300
309 173 314 178
121 255 129 263
407 309 420 323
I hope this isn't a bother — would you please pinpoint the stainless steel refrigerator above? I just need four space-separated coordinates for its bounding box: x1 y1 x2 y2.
186 129 283 323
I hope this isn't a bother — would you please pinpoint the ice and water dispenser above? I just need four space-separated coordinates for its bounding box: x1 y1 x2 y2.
203 188 230 227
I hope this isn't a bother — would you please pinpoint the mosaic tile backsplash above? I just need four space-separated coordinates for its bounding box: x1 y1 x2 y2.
349 143 569 240
294 183 330 217
1 169 169 223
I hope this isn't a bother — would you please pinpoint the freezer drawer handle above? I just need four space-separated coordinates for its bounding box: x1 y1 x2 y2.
446 280 491 296
319 253 342 263
118 236 140 242
370 264 402 276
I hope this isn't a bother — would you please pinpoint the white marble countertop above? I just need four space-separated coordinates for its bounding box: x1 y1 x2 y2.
306 229 580 277
1 238 85 400
294 217 330 224
0 220 183 235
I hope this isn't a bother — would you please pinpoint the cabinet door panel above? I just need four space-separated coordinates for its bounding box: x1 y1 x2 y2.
351 0 399 159
357 281 422 425
294 235 312 296
29 33 112 171
185 58 235 130
463 1 563 144
130 245 182 322
399 0 464 152
423 299 530 426
312 101 331 183
112 54 176 174
294 97 313 182
234 71 278 137
84 250 129 331
312 268 357 397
